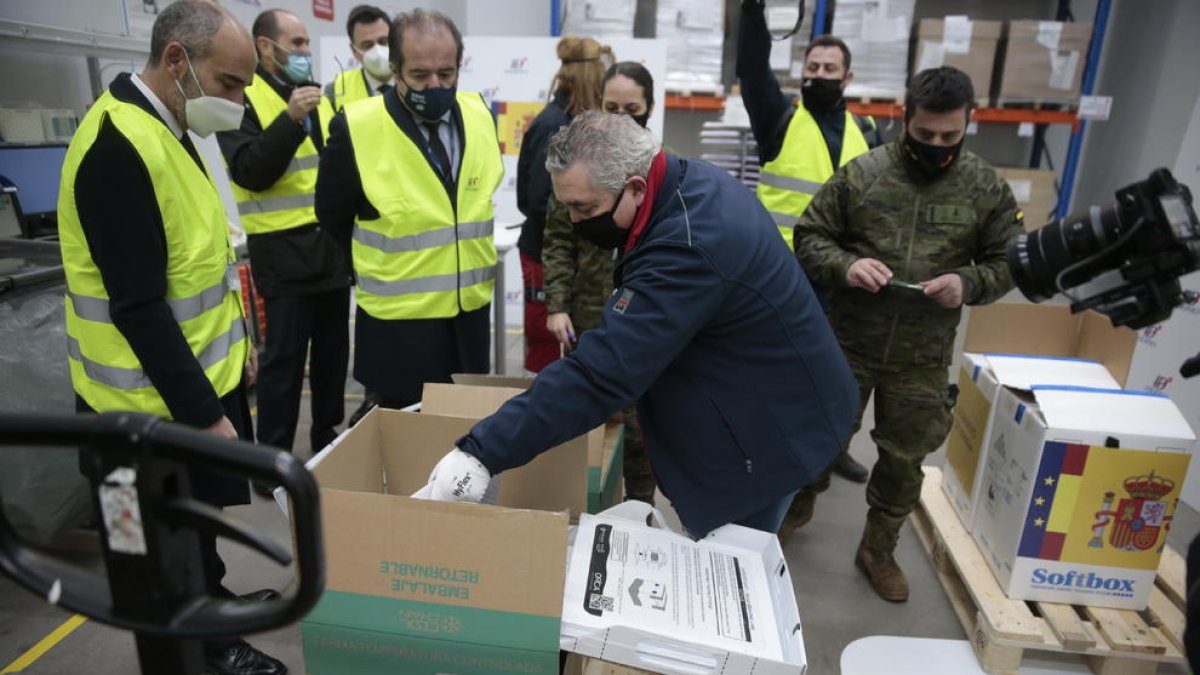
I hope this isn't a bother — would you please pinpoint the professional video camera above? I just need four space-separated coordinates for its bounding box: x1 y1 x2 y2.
1008 168 1200 332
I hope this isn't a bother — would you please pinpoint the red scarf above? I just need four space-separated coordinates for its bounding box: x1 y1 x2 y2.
623 150 668 254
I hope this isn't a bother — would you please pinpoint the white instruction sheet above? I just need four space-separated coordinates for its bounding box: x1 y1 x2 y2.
562 513 784 661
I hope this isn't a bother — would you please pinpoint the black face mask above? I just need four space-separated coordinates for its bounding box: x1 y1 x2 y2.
572 187 631 250
630 111 650 128
902 133 964 179
801 77 844 110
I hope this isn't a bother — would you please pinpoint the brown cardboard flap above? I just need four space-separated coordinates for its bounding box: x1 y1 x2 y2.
1076 310 1137 386
422 382 528 418
310 410 385 494
376 411 477 496
963 303 1080 355
320 489 568 616
451 373 535 389
962 304 1135 385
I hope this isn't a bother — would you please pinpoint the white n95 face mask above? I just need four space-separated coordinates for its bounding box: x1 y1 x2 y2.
362 44 393 80
175 48 245 137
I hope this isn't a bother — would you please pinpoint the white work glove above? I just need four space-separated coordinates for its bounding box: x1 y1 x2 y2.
412 448 492 502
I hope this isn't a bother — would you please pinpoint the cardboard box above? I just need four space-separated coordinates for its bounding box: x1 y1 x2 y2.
913 18 1002 107
835 0 916 100
451 372 536 389
561 502 807 674
996 167 1059 228
971 384 1193 609
422 382 624 514
299 408 573 673
996 20 1093 104
942 304 1136 530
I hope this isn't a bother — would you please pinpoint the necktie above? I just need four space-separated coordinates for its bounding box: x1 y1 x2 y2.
423 120 453 185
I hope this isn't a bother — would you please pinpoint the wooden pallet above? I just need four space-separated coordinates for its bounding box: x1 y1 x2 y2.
912 467 1188 675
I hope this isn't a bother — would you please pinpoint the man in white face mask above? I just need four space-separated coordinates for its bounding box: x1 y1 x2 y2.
326 4 393 112
56 2 288 674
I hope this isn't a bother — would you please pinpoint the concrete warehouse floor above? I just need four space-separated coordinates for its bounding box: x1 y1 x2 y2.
1 312 1196 674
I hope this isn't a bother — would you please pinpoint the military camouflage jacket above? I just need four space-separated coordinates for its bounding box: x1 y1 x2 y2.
794 138 1023 368
542 194 617 332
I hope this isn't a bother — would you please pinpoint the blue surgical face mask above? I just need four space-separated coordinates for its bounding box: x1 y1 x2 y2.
401 77 456 120
268 39 312 84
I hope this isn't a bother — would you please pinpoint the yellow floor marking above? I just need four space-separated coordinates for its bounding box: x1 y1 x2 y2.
0 614 88 674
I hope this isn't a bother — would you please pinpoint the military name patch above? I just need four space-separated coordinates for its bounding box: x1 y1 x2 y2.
926 204 973 225
611 288 635 315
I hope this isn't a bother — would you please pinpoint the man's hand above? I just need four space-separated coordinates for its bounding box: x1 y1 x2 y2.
547 312 576 348
846 258 893 292
286 85 323 123
245 345 259 387
205 416 238 440
413 448 491 502
922 273 965 308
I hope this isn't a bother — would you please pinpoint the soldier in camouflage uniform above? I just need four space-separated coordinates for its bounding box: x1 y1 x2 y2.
541 62 658 504
789 67 1024 602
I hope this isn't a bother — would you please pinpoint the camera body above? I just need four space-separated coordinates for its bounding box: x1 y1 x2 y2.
1008 168 1200 329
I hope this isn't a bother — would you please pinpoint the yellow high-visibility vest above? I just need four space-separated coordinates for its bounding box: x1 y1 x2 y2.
58 91 248 417
330 68 371 112
345 92 503 320
757 106 870 249
228 74 334 235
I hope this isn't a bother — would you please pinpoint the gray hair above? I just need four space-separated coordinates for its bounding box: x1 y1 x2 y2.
545 111 660 192
148 0 237 66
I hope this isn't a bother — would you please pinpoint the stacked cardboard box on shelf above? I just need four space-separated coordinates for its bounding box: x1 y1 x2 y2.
942 304 1195 610
657 0 724 94
995 20 1093 106
834 0 916 101
995 167 1059 228
912 17 1001 107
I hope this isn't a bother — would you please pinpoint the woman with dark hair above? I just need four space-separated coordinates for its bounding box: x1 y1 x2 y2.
541 61 659 504
516 36 613 373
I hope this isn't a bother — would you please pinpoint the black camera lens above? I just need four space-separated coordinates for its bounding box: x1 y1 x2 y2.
1007 205 1123 302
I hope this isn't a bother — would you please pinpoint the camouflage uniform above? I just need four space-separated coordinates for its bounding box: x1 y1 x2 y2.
542 195 656 503
793 138 1023 517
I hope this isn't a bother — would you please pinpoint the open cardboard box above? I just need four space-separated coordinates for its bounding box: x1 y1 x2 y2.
423 382 624 513
297 408 573 674
942 303 1136 528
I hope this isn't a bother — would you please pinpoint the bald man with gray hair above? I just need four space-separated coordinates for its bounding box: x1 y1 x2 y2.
418 111 861 540
58 1 287 673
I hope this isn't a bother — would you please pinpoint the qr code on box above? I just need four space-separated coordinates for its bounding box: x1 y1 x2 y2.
588 594 614 612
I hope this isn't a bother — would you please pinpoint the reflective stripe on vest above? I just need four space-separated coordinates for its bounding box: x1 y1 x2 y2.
357 266 497 297
68 267 232 323
345 93 504 320
67 318 246 391
757 107 870 250
352 219 494 253
228 74 333 234
58 89 248 418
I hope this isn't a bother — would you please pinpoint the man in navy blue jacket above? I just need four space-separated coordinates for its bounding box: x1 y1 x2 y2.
418 111 859 538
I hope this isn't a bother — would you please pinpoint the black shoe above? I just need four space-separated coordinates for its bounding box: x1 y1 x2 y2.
237 589 281 602
347 398 378 427
205 640 287 675
833 453 869 483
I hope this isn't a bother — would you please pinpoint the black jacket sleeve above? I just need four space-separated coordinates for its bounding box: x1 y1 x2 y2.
736 0 794 164
217 102 308 192
74 117 225 427
315 111 368 250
